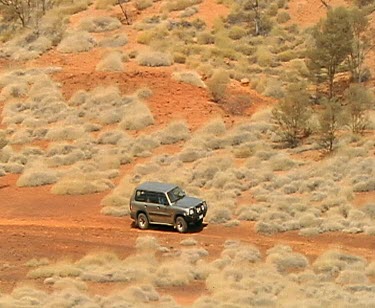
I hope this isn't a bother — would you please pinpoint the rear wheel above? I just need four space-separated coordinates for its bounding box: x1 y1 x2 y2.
175 216 188 233
137 213 149 230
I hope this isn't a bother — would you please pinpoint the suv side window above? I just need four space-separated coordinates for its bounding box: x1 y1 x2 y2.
157 193 169 205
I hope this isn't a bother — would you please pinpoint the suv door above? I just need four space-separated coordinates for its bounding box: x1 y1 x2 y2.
144 192 172 224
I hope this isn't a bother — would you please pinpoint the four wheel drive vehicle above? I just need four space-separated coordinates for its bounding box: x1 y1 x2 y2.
129 182 208 233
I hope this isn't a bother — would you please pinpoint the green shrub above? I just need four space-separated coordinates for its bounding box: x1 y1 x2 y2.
137 27 168 44
256 46 273 67
267 3 279 16
276 11 291 24
228 26 247 40
277 50 297 62
197 32 215 44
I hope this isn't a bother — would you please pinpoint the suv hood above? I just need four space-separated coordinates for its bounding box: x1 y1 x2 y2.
174 196 203 209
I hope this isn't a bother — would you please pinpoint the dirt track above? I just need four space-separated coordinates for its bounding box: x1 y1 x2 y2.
1 174 374 296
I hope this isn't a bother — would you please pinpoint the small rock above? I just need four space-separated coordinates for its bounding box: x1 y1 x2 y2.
241 78 250 86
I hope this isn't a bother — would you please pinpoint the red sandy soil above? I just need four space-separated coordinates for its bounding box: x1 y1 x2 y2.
0 170 374 304
0 0 375 305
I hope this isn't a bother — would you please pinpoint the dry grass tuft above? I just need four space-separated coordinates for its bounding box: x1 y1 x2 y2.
137 51 174 67
172 71 206 88
96 51 125 72
57 31 96 53
119 100 154 130
79 16 121 33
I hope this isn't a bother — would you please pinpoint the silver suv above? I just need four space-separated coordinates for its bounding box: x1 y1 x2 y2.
129 182 208 233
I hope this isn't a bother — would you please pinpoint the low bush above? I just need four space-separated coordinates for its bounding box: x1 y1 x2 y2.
119 100 154 130
79 16 121 33
335 270 369 284
172 71 206 88
136 51 174 67
155 121 190 144
99 33 128 47
256 46 273 67
266 245 309 272
206 70 230 102
96 51 125 72
17 169 59 187
45 126 85 141
51 175 114 195
165 0 202 11
228 26 247 40
57 32 96 53
276 11 291 23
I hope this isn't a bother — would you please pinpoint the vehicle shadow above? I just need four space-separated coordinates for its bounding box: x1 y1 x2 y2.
130 221 208 234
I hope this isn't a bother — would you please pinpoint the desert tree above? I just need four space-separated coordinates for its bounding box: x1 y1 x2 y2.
307 7 353 98
0 0 54 27
347 7 375 83
343 84 374 134
318 99 343 152
226 0 273 36
0 0 33 27
272 83 312 148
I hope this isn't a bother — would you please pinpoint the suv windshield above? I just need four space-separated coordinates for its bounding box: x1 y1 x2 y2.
167 186 186 203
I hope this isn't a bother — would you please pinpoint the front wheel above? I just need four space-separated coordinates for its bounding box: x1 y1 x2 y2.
175 216 188 233
137 213 149 230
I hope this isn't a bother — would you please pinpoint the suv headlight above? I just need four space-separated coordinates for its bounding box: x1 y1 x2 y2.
188 208 195 216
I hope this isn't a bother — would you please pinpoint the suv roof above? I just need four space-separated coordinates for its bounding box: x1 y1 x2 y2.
135 181 177 193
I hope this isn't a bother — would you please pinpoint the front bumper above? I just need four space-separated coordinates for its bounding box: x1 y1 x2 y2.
184 203 208 224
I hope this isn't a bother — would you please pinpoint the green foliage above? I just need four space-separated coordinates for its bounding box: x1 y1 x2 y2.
206 70 230 103
308 7 353 98
318 99 344 152
272 83 311 147
228 26 247 40
346 7 372 83
343 84 374 134
276 11 290 24
256 46 273 67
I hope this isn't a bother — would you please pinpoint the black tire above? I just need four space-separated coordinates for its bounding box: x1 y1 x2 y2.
137 213 149 230
175 216 188 233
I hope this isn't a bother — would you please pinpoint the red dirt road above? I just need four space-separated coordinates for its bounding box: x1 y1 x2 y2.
1 174 374 298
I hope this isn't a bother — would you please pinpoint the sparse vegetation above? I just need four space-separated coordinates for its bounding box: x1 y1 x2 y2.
8 238 373 307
